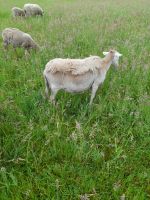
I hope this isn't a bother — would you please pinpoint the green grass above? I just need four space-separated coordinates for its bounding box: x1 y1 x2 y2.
0 0 150 199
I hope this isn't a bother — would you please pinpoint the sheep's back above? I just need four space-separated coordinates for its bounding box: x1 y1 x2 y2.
24 4 43 15
45 56 102 75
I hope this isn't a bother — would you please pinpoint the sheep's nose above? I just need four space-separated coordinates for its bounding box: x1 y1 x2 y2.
114 63 119 69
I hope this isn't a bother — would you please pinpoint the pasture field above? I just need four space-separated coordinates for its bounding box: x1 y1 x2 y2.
0 0 150 199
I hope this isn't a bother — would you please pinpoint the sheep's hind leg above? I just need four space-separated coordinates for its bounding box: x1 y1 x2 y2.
3 41 8 50
45 86 49 99
50 88 59 105
3 42 9 59
89 83 99 105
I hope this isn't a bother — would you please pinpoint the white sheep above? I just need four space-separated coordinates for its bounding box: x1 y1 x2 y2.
43 50 122 105
23 3 44 17
11 7 25 18
2 28 39 53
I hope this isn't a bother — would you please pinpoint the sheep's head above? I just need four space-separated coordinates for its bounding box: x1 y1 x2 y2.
103 50 122 68
31 42 40 51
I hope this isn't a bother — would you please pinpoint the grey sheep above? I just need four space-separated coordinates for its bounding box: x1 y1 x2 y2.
23 3 44 17
11 7 25 17
2 28 39 53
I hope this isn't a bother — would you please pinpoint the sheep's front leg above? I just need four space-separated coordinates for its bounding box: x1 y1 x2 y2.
90 83 99 105
25 49 29 56
13 47 17 56
24 49 31 60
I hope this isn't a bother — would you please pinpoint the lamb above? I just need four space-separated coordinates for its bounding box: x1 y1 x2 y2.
2 28 39 53
11 7 25 17
23 3 44 17
43 50 122 105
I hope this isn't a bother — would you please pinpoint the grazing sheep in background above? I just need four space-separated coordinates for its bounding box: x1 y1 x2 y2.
23 3 44 17
11 7 25 18
43 50 122 105
2 28 40 54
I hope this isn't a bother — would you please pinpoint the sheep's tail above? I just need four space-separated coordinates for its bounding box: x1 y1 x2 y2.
43 72 51 93
45 75 50 89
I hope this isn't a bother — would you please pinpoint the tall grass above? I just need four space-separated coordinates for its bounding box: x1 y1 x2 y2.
0 0 150 199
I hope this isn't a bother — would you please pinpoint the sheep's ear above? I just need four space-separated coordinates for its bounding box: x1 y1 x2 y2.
103 52 109 56
117 52 122 57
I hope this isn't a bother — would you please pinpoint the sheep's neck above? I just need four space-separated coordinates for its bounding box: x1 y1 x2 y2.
101 54 113 71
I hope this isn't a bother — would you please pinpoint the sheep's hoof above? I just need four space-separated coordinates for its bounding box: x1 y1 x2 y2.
25 50 30 58
89 102 92 106
41 92 47 100
5 54 9 60
49 99 56 106
44 93 49 100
